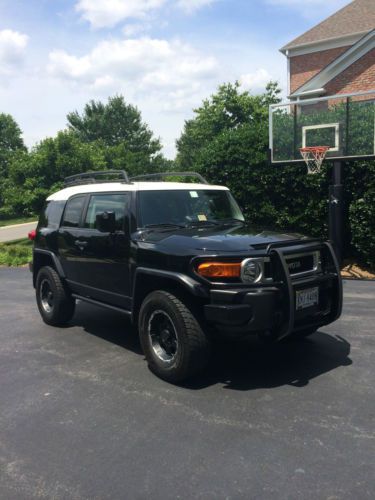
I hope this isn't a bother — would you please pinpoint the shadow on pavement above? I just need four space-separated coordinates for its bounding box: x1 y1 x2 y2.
71 302 142 355
71 302 352 391
185 332 352 391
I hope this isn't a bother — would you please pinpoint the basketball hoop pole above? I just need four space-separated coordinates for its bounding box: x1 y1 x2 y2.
298 146 343 265
329 160 344 265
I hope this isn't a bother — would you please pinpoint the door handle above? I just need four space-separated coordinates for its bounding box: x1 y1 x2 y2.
74 240 88 249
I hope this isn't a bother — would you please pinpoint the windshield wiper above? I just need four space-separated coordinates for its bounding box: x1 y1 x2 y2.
143 223 186 229
187 218 244 227
186 220 220 227
218 218 245 225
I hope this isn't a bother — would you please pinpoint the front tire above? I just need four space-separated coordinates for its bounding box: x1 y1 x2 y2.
138 291 210 383
36 266 75 326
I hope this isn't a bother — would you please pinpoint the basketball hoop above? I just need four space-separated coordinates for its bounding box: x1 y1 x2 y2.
299 146 330 175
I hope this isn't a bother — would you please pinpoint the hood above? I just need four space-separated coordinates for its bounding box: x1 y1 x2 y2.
140 224 311 252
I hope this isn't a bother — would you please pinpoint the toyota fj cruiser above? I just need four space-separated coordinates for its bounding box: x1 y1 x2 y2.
30 170 343 382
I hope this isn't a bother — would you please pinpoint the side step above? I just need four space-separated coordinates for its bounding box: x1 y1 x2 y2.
72 294 132 316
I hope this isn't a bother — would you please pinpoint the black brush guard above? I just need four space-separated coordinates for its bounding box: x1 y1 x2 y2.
268 241 343 339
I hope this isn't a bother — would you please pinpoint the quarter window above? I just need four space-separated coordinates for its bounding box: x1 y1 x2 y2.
62 196 86 228
84 193 129 231
39 201 65 228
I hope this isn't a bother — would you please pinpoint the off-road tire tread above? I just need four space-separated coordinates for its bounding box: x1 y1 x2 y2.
139 290 210 383
36 266 75 326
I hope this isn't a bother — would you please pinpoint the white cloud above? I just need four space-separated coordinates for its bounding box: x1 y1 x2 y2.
75 0 167 28
75 0 218 28
240 69 272 92
0 29 28 70
176 0 217 14
122 23 150 37
47 36 219 102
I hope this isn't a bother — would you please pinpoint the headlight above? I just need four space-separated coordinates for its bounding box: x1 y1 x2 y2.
241 258 263 283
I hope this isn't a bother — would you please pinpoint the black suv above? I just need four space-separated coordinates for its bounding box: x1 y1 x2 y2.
31 170 342 382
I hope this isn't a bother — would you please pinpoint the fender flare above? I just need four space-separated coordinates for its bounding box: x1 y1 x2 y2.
132 267 209 320
133 267 208 298
33 249 66 280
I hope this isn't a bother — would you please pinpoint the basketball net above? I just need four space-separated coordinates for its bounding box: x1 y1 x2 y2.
299 146 330 175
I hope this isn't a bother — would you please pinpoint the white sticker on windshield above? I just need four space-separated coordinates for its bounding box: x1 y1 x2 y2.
190 191 198 198
198 214 207 221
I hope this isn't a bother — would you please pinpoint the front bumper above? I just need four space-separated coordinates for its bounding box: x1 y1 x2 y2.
204 242 343 340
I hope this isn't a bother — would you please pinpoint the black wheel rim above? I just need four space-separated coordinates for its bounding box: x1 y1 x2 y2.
148 310 178 363
40 279 54 314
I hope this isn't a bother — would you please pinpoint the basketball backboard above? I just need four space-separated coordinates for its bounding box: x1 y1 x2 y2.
269 89 375 164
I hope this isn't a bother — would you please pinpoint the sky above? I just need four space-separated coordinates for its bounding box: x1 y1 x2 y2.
0 0 351 158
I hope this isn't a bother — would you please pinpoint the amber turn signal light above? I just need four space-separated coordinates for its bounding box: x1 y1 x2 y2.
197 261 241 278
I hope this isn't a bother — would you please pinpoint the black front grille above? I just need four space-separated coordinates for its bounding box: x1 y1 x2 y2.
286 254 315 275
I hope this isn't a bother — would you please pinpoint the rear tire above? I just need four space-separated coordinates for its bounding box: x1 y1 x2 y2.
138 291 210 383
36 266 75 326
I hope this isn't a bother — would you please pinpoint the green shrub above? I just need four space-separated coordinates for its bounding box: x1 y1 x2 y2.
0 239 33 266
349 189 375 268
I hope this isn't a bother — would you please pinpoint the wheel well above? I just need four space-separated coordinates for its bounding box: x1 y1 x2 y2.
33 253 58 287
132 274 205 324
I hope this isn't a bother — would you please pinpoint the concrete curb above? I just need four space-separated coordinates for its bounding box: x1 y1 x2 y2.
0 221 37 230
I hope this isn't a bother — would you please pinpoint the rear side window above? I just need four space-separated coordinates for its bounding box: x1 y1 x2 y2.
62 195 86 228
84 193 129 231
39 201 65 229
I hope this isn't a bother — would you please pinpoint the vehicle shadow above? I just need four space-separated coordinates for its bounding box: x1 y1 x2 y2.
184 332 352 391
71 302 352 392
71 302 142 356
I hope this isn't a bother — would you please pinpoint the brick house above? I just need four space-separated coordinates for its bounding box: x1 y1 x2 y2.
280 0 375 99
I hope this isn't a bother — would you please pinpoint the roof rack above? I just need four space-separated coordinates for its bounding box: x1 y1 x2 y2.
130 171 208 184
64 170 130 187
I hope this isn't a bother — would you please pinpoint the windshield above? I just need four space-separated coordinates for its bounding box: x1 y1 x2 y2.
138 189 244 227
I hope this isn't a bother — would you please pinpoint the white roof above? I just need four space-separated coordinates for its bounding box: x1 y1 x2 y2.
47 181 229 201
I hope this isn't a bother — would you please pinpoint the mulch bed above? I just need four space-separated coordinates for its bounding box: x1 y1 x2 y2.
341 261 375 280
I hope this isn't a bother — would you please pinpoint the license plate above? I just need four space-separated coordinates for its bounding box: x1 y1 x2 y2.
296 287 319 310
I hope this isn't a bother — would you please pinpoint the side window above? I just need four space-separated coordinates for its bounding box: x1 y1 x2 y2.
42 201 65 228
84 193 129 231
62 195 86 228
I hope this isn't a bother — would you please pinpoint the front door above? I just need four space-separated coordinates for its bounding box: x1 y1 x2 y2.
61 193 131 309
71 192 132 309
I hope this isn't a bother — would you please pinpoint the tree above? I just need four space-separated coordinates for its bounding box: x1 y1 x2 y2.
2 131 106 215
66 95 167 177
0 113 25 154
0 113 26 215
67 95 161 154
176 81 281 170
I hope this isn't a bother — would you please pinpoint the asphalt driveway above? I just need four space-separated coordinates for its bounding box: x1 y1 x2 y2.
0 268 374 499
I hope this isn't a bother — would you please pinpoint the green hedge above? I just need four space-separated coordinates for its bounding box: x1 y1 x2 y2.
349 189 375 268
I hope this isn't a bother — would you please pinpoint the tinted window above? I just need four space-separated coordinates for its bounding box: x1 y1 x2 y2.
39 201 65 229
84 193 129 231
62 196 86 228
138 190 244 227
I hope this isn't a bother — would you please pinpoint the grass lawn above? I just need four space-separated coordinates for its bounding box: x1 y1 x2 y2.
0 216 36 228
0 238 33 266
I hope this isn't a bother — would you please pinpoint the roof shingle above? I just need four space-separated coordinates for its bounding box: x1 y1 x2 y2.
281 0 375 51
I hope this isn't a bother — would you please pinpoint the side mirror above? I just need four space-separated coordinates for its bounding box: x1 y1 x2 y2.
96 211 116 233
